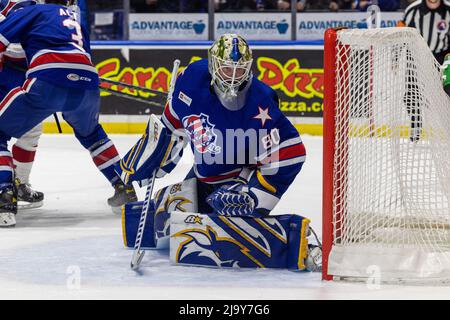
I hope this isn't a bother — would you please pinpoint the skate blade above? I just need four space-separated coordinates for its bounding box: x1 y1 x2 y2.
18 201 44 210
0 224 16 228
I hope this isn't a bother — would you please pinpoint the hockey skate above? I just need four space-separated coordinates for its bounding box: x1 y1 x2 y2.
305 227 322 272
108 182 138 214
0 185 18 228
305 245 322 272
17 182 44 210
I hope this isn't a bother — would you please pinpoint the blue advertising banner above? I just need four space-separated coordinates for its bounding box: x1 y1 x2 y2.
297 11 403 40
215 13 292 40
129 13 209 40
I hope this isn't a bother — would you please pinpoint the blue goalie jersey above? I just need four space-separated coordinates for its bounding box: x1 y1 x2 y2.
162 59 306 212
0 4 98 90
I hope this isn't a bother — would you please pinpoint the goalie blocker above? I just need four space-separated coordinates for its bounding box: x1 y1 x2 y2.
114 114 186 187
121 178 315 271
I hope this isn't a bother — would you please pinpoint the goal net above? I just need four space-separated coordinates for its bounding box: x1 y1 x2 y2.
322 27 450 283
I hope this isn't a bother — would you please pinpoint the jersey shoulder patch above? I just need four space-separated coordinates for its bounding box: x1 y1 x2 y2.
174 59 211 105
178 91 192 106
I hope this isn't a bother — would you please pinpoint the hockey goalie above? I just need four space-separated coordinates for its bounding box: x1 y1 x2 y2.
115 34 321 272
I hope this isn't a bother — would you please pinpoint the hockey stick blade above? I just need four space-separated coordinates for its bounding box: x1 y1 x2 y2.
4 61 168 103
131 251 146 270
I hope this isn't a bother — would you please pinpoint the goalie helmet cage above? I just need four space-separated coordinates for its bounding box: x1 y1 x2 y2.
322 27 450 284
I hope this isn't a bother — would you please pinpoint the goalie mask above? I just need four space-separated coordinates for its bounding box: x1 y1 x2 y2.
0 0 38 21
208 34 253 97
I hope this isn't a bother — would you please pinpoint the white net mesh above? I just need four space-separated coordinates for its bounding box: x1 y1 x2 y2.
328 28 450 282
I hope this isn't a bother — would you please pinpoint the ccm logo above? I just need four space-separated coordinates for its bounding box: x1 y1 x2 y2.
67 73 92 82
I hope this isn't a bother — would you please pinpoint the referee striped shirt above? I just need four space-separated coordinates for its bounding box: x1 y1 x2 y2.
403 0 450 57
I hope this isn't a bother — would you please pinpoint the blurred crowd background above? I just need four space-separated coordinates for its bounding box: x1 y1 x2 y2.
89 0 416 13
85 0 416 41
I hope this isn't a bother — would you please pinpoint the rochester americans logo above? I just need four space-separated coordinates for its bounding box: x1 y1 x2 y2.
182 113 221 155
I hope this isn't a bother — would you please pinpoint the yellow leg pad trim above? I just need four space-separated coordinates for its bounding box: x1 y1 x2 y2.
121 206 128 248
298 218 311 270
256 170 277 194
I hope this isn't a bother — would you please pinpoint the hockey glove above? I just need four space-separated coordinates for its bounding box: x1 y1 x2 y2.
206 182 260 217
443 54 450 96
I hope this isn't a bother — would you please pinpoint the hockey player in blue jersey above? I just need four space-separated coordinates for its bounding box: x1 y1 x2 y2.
0 0 137 227
120 34 306 218
117 34 319 271
0 42 45 209
162 34 306 216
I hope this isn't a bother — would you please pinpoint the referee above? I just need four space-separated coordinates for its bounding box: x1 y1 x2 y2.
402 0 450 64
400 0 450 141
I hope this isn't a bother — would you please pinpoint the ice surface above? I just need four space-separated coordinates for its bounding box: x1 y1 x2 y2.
0 135 449 299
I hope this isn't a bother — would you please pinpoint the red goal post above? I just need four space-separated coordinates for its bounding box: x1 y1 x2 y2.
322 28 338 282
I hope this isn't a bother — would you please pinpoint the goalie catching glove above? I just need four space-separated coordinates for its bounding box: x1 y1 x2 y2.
205 168 279 218
206 181 258 217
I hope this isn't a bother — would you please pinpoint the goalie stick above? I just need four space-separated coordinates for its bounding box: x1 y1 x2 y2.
3 61 168 101
130 59 180 271
99 86 165 108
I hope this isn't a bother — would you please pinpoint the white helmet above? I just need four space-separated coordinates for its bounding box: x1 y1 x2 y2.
208 34 253 97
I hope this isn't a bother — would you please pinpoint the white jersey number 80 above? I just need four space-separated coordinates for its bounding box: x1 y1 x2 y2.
262 129 280 150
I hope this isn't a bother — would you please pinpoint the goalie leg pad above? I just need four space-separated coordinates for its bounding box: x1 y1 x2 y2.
122 177 198 249
122 201 156 249
170 212 311 270
153 177 198 248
